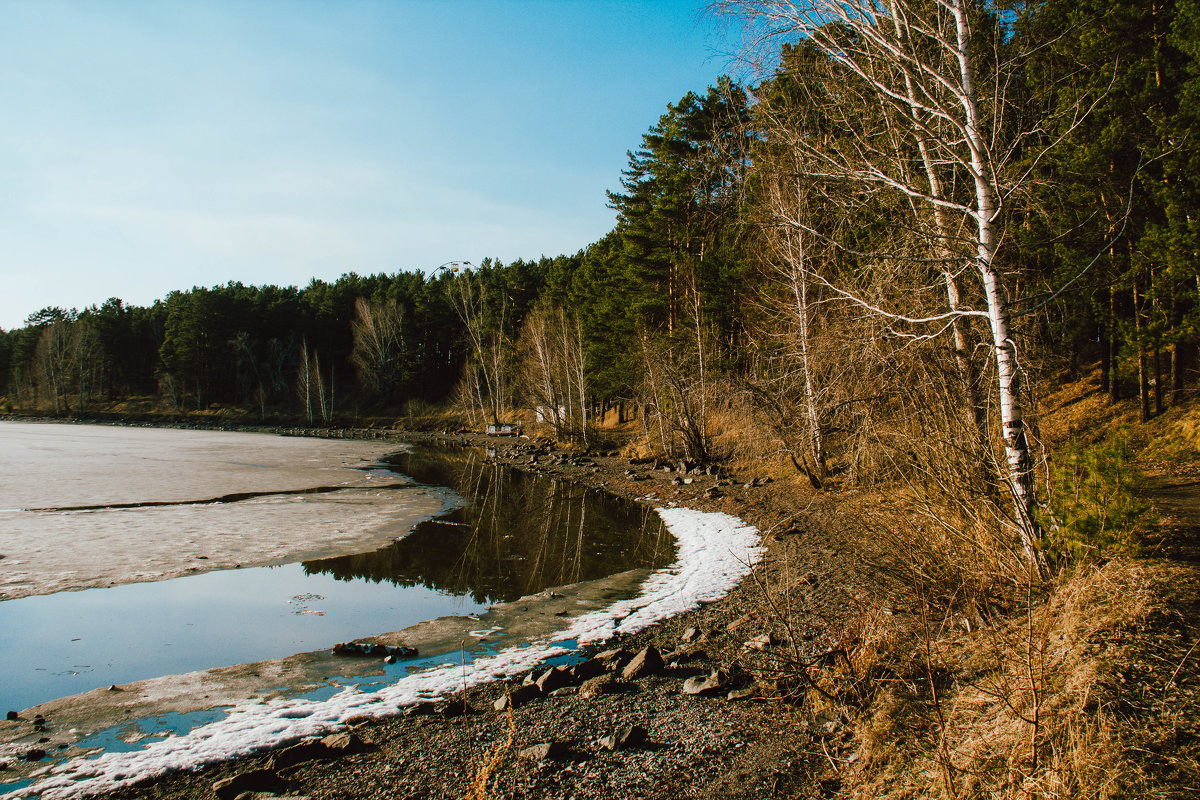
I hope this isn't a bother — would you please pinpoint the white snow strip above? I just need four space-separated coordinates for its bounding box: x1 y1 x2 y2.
12 506 761 800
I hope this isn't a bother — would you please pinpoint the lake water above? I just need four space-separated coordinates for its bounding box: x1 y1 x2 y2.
0 423 671 712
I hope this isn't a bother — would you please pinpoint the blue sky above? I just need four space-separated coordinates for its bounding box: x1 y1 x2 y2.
0 0 746 330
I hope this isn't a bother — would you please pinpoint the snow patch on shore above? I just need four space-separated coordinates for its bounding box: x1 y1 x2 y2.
13 507 761 800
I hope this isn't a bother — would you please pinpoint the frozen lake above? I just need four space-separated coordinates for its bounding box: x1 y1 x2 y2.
0 422 450 601
0 422 671 711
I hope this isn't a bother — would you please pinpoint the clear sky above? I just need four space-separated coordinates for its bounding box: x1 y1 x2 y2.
0 0 746 330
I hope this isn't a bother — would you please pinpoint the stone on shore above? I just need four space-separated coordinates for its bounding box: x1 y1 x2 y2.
534 665 573 694
518 741 576 762
320 731 368 755
212 768 285 800
580 674 628 698
621 646 664 680
269 739 328 770
598 724 649 751
682 669 732 697
494 683 540 711
570 657 607 682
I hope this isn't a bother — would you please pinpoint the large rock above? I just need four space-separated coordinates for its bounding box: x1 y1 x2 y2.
493 683 540 711
518 742 576 762
268 739 328 770
580 674 626 699
570 657 607 682
593 647 632 672
682 669 731 697
668 647 708 666
404 701 436 717
534 666 573 695
212 768 285 800
726 686 758 701
598 724 649 751
320 731 368 755
621 646 664 680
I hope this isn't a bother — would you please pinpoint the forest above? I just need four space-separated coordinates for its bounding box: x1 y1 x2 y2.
3 0 1199 578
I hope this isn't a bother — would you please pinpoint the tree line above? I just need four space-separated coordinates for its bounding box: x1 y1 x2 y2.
3 0 1198 574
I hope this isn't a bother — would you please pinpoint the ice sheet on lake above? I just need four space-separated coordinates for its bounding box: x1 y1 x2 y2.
12 507 761 800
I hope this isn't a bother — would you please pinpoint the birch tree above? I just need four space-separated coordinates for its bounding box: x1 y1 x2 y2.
350 297 407 401
296 339 330 424
35 316 76 413
519 304 589 443
757 177 829 485
723 0 1054 577
446 265 512 426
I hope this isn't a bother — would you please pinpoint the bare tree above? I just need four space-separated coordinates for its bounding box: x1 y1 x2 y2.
35 317 77 413
351 297 407 401
519 304 590 444
296 339 329 425
522 305 566 435
72 317 102 411
723 0 1054 577
297 339 314 425
446 267 510 426
637 329 715 462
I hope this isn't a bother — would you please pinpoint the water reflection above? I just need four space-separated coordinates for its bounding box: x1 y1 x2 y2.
304 445 673 604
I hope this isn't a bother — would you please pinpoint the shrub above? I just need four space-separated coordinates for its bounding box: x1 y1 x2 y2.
1040 433 1153 563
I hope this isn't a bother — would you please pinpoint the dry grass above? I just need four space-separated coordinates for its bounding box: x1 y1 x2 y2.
826 367 1200 799
462 702 517 800
1038 368 1200 471
744 403 1200 800
838 554 1200 799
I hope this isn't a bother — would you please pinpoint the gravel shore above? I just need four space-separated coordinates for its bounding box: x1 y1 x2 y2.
7 427 901 800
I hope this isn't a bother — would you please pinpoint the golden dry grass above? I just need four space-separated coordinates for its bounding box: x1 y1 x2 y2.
462 705 517 800
838 551 1200 800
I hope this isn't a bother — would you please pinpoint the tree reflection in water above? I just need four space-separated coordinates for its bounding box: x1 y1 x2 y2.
303 445 674 605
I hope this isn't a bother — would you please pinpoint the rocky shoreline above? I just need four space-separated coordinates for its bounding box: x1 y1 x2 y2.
2 423 899 800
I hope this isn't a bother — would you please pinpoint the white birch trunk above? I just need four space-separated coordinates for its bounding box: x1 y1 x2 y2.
787 225 824 476
952 2 1047 578
574 318 588 447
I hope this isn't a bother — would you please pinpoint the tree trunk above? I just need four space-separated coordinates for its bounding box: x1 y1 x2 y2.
958 0 1047 579
1135 282 1150 422
1154 344 1163 414
1173 341 1188 402
788 227 825 481
1100 322 1111 395
1109 285 1121 403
